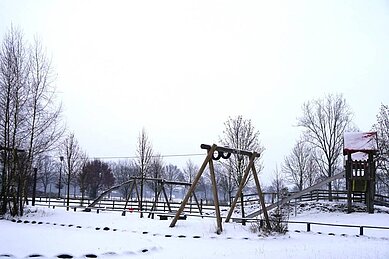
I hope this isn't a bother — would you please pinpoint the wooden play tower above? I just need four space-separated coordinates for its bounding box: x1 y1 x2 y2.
343 132 378 213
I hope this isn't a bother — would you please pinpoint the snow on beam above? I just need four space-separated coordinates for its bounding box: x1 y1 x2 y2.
343 132 378 155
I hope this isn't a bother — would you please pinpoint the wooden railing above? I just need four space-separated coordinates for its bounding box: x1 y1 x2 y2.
243 190 389 208
28 196 225 215
28 189 389 216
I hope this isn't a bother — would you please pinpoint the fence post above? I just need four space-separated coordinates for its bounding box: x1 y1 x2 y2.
113 200 115 210
359 226 364 236
294 202 297 216
307 223 311 232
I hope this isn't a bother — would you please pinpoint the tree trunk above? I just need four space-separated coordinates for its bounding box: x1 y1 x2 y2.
328 165 333 201
140 176 144 218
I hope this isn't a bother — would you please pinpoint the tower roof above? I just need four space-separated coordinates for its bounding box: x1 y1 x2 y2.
343 132 378 155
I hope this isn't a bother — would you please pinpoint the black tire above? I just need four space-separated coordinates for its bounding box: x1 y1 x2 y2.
212 151 221 160
221 152 231 159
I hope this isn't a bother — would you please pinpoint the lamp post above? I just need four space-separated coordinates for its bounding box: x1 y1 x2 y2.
58 156 64 198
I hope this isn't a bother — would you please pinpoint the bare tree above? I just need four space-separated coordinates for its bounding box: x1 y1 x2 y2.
61 133 85 210
373 104 389 195
36 155 58 195
182 159 199 205
297 94 352 200
282 139 319 191
268 165 288 203
0 27 30 216
220 115 264 217
217 165 234 203
148 154 164 201
26 37 64 158
135 128 153 217
111 160 137 198
182 159 198 183
163 164 184 200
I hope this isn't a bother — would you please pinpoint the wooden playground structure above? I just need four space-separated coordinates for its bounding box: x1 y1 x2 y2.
169 144 271 233
343 132 378 213
247 131 379 218
87 176 203 218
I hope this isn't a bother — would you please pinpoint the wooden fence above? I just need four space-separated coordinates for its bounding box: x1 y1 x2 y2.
243 190 389 208
30 189 389 215
29 196 226 215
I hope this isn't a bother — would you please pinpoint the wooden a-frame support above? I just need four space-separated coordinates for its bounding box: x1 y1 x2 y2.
225 153 271 230
148 180 172 218
169 144 271 233
123 180 140 212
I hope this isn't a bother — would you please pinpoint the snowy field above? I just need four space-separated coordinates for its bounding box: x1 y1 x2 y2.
1 203 389 258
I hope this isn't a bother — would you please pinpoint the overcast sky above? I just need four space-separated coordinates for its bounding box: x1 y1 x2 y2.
1 0 388 185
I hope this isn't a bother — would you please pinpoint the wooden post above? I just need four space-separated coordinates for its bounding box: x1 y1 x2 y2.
367 153 375 213
251 163 271 230
161 182 172 212
123 180 135 211
346 154 352 213
192 192 203 216
148 183 163 218
133 180 142 212
170 144 217 228
208 159 222 233
225 153 256 223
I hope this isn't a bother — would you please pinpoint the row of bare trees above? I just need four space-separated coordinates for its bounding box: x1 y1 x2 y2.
0 27 64 216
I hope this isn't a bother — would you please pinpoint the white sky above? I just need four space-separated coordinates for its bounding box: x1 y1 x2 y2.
1 0 388 185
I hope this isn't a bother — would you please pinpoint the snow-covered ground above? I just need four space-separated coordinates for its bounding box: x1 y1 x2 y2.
1 203 389 258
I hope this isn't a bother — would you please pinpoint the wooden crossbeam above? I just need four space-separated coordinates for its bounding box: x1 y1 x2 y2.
200 144 260 158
